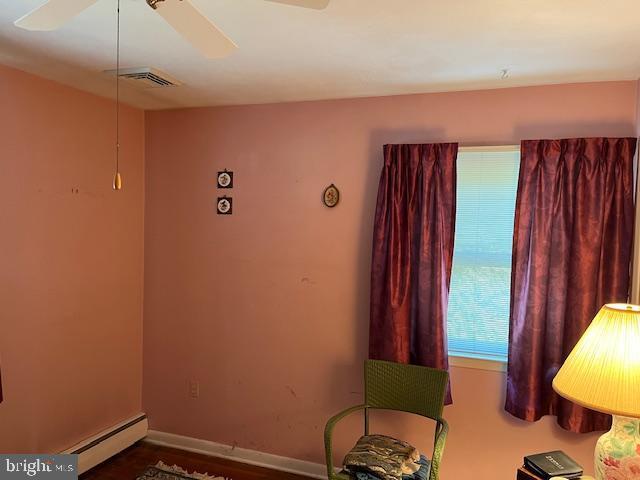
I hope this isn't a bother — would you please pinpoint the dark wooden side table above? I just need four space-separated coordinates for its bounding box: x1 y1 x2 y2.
517 467 543 480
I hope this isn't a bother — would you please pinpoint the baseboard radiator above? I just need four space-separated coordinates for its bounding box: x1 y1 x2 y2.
61 414 148 474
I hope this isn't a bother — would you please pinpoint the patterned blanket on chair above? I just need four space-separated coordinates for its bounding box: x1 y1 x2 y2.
342 434 428 480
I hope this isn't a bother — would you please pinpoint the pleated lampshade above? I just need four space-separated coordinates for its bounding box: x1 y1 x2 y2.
552 303 640 417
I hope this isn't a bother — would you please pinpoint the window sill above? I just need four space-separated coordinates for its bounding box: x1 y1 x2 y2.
449 354 507 372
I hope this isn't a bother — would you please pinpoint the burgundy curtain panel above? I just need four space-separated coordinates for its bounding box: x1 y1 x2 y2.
506 137 637 433
369 143 458 403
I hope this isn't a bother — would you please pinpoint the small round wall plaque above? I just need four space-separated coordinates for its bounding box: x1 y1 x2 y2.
323 184 340 208
217 170 233 189
217 196 232 215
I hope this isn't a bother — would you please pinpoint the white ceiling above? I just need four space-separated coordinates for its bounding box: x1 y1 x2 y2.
2 0 640 110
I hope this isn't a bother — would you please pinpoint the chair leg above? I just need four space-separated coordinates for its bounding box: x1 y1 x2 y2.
364 407 369 435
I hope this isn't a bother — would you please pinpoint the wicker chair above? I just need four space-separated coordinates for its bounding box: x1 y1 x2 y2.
324 359 449 480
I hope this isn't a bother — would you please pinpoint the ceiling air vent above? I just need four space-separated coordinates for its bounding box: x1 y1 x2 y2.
104 67 182 88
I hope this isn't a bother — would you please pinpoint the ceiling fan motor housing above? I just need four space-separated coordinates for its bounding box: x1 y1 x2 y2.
146 0 182 10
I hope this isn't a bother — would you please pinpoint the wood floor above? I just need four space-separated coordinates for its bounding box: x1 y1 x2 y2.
80 441 316 480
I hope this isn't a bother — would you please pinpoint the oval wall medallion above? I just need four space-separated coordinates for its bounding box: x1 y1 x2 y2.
323 184 340 208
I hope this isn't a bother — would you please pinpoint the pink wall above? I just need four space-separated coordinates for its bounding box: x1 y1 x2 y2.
143 81 637 479
637 79 640 136
0 64 145 453
1 60 636 475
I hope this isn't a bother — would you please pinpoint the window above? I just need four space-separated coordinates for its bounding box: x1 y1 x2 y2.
447 147 520 362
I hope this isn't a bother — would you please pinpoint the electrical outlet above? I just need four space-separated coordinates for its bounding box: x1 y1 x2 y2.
189 380 199 399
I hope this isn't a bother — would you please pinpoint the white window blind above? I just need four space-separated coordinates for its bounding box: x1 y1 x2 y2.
447 148 520 361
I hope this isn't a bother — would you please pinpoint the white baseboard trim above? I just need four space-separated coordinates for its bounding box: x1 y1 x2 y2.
146 430 327 479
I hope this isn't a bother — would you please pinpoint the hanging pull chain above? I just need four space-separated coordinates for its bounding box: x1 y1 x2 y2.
113 0 122 191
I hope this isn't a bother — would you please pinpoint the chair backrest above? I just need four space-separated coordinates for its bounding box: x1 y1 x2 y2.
364 359 448 421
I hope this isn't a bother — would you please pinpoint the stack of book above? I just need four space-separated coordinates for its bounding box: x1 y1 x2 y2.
517 451 583 480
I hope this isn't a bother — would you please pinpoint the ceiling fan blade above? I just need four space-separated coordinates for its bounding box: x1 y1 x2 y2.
153 0 237 59
264 0 330 9
14 0 100 31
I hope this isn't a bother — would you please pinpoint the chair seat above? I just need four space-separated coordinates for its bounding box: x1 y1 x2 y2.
341 433 431 480
340 456 431 480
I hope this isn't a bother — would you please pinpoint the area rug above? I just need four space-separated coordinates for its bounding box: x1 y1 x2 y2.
136 461 230 480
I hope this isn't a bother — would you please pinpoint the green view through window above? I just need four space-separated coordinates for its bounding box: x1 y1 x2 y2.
447 148 520 362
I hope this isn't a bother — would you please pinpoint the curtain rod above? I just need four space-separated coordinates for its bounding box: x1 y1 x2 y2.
458 145 519 152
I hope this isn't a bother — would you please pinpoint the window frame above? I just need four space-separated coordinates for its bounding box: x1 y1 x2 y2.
447 145 520 371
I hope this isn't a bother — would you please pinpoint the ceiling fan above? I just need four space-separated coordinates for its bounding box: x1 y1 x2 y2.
14 0 330 58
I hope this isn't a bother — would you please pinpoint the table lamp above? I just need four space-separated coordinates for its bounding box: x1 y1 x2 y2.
553 303 640 480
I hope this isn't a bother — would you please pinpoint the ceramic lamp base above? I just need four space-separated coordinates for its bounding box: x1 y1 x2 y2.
595 415 640 480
